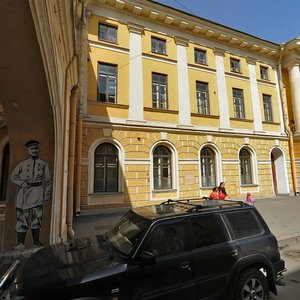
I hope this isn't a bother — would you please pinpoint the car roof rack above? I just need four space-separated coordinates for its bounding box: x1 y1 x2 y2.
160 197 248 212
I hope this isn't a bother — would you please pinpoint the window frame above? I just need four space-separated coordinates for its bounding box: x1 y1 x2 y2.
232 88 245 119
140 220 190 257
260 66 269 80
194 48 207 65
239 148 253 185
224 210 262 239
263 94 273 122
200 147 216 187
151 36 167 54
94 143 119 193
230 58 241 73
190 214 230 248
152 73 168 109
153 145 172 190
97 62 117 103
98 23 117 43
196 81 210 115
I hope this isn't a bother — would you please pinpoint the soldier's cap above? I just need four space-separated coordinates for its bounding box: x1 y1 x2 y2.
25 140 40 148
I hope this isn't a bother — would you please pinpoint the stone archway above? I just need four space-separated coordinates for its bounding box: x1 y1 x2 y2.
270 148 289 195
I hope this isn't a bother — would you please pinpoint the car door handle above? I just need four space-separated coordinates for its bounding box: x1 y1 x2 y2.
179 263 191 271
231 249 239 257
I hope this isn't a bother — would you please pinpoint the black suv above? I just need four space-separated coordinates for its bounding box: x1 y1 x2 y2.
1 199 285 300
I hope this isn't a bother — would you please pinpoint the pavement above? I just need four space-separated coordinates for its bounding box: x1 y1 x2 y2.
1 195 300 264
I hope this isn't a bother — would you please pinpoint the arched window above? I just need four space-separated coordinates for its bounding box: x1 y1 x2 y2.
153 146 172 190
94 143 118 192
239 148 252 185
200 147 216 187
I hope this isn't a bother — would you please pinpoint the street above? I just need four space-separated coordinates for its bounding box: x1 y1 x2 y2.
270 246 300 299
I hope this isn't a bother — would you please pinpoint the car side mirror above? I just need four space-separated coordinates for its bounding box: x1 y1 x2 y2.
140 251 156 266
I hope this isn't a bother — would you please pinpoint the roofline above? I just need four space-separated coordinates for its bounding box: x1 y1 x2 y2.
149 0 279 47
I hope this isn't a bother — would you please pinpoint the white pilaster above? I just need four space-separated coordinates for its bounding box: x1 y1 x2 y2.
247 58 263 132
274 68 285 134
128 22 144 122
214 48 231 130
288 64 300 133
175 37 191 126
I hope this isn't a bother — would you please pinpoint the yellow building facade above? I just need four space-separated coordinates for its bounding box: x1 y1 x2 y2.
79 0 300 211
1 0 300 252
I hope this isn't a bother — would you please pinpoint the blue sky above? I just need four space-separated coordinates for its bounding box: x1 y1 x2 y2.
154 0 300 44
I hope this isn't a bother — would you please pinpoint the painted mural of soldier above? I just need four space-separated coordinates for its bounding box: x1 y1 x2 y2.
10 140 52 250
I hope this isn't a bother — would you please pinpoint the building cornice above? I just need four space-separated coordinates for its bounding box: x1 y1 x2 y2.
91 0 280 58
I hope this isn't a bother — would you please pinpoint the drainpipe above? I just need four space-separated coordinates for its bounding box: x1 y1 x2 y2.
278 44 299 195
75 104 83 215
67 84 79 239
74 1 88 216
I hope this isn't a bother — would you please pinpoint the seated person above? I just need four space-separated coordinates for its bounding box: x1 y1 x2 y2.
218 182 229 200
209 187 219 200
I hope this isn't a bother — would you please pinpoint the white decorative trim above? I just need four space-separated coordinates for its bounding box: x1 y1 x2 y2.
88 138 125 194
103 128 112 137
177 42 191 125
274 69 286 134
125 159 150 164
199 143 222 189
270 146 290 194
128 27 144 121
88 41 129 54
179 160 199 165
238 144 259 186
161 132 168 140
248 62 263 132
142 54 177 65
84 115 288 138
215 52 230 129
150 141 179 200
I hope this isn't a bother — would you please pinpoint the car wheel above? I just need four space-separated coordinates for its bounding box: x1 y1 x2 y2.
234 268 269 300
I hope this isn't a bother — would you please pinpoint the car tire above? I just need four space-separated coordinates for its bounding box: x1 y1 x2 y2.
234 268 269 300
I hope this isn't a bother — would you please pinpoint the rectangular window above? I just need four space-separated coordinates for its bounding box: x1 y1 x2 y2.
191 215 229 248
151 37 166 54
142 222 189 257
233 88 245 119
98 23 117 43
260 66 269 80
98 63 117 103
152 73 168 109
196 81 210 114
194 49 207 64
225 211 262 239
230 58 241 73
263 94 273 122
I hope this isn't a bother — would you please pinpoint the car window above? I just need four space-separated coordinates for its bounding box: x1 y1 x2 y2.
108 211 150 256
225 210 262 239
141 222 188 257
191 214 229 248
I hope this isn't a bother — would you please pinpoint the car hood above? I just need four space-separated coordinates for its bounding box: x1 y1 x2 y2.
15 235 126 296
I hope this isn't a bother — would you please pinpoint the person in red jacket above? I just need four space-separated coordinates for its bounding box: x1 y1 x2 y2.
218 182 229 200
209 187 219 200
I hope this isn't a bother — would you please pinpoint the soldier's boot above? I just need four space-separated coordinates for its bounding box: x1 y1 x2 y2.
32 229 43 247
14 232 26 250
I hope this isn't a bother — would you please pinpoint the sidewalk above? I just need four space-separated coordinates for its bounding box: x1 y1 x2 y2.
254 196 300 247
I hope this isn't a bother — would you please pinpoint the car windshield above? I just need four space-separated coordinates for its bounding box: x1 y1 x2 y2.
107 211 150 256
